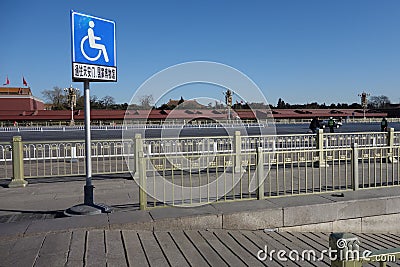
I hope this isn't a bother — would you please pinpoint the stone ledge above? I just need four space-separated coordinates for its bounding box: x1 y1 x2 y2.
153 214 222 231
222 208 283 230
278 214 400 234
1 190 400 237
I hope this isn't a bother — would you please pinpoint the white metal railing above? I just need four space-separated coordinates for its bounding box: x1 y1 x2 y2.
324 132 387 148
0 143 12 179
395 132 400 146
140 144 399 208
2 133 400 209
143 135 233 156
20 140 134 178
0 130 398 181
0 123 267 133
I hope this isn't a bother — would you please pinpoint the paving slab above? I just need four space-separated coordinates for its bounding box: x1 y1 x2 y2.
320 187 400 202
65 229 86 266
154 231 190 267
332 218 362 233
138 231 169 266
25 213 109 235
337 198 387 219
39 232 71 257
184 230 227 266
170 231 209 266
0 238 17 263
362 213 400 233
212 229 264 266
386 196 400 214
3 234 46 266
105 230 127 265
150 204 222 230
121 230 149 267
212 200 283 230
283 201 343 226
211 199 279 213
199 230 246 267
85 230 107 267
108 210 153 230
149 204 218 220
153 212 222 231
0 220 30 240
266 193 334 207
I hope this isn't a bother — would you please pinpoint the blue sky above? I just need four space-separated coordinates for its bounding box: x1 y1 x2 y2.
1 0 400 106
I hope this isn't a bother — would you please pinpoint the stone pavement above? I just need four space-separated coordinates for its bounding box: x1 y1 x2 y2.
2 229 400 266
1 176 400 266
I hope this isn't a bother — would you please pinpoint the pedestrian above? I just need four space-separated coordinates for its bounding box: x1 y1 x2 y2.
328 117 335 133
381 117 388 132
309 117 321 134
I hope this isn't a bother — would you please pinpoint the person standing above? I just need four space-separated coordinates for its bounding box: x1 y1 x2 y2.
328 117 335 133
309 117 321 133
381 117 388 132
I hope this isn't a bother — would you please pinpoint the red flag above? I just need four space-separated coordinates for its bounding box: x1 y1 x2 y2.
23 77 28 86
3 76 10 86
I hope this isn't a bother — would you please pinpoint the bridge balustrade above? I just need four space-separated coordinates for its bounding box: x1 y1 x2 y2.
1 130 399 210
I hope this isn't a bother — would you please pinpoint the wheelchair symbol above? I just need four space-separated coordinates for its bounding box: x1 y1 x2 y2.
80 20 109 63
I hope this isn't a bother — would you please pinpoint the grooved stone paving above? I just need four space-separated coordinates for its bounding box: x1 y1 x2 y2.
1 230 400 266
1 178 400 266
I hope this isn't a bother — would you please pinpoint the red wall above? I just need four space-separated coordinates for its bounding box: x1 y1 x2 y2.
0 97 44 111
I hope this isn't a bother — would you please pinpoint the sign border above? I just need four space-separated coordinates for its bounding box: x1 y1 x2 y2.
71 10 117 82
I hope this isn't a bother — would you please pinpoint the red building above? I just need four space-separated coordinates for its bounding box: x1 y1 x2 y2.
0 87 44 111
0 89 388 125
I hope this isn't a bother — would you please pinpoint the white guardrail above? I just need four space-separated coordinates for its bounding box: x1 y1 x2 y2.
0 130 398 180
0 123 268 133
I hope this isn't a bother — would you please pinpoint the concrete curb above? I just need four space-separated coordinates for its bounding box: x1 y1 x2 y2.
1 187 400 240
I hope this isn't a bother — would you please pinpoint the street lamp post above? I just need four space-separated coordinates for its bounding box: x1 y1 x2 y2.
64 85 79 126
224 89 233 121
358 91 370 120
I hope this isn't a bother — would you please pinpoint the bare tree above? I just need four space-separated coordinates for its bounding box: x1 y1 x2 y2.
41 86 67 110
368 95 391 109
100 95 115 109
139 95 154 109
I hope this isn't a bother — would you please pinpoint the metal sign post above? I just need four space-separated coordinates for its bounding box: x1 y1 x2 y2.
65 11 116 216
83 80 93 205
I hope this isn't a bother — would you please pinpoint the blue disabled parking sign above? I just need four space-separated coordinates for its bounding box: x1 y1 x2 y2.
71 11 116 82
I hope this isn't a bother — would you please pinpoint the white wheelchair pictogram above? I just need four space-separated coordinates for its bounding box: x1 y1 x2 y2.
80 20 109 62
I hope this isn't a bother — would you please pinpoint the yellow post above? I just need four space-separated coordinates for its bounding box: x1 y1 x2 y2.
8 136 28 188
316 129 328 167
387 128 397 163
257 147 264 200
138 151 147 210
351 143 359 191
133 133 143 179
234 131 244 173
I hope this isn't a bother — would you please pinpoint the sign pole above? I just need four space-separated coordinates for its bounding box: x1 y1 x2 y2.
65 10 115 216
65 80 111 215
83 80 94 205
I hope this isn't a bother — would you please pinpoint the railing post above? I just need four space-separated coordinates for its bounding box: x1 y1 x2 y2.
133 133 143 179
138 151 147 210
256 146 264 200
316 128 328 167
8 136 28 188
234 131 244 173
329 233 362 267
387 128 397 163
351 143 359 191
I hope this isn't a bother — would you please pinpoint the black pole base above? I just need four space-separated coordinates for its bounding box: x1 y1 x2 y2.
64 203 112 216
64 185 112 216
